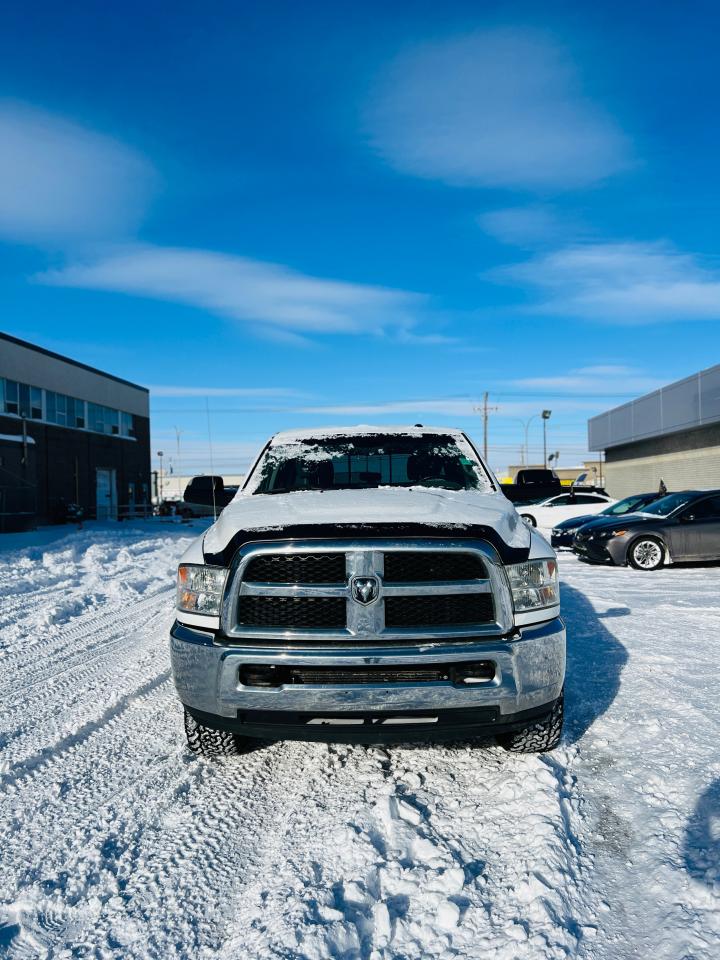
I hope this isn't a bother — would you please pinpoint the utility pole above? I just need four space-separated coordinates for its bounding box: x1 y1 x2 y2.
474 393 499 463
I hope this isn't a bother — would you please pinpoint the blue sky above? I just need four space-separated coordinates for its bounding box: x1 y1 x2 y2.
3 0 720 477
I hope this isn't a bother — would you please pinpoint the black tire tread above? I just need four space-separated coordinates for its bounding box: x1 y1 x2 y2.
498 693 564 753
184 709 253 757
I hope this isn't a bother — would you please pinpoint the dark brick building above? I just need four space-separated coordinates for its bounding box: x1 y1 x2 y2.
0 332 151 529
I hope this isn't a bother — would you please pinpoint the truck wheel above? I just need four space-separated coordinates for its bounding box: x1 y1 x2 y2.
497 693 564 753
520 514 537 527
183 709 256 758
627 536 665 571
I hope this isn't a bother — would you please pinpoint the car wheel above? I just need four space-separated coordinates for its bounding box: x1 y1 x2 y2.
497 692 564 753
520 514 536 527
627 536 665 571
184 709 259 758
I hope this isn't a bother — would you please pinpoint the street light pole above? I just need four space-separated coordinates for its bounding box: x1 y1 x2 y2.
174 426 184 498
508 415 540 467
541 410 552 468
157 451 164 502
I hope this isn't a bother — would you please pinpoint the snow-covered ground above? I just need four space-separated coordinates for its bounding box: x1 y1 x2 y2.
1 523 719 959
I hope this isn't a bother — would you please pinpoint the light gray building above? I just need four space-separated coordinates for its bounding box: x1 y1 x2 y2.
588 365 720 498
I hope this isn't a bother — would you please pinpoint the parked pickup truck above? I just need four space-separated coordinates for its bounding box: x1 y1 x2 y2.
170 426 565 756
177 475 239 518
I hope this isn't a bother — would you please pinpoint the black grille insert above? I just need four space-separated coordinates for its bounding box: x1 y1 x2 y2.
239 661 496 687
383 551 486 583
244 553 346 584
238 596 346 629
384 593 494 627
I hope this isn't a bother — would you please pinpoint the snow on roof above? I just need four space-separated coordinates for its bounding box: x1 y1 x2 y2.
0 433 35 444
270 424 466 444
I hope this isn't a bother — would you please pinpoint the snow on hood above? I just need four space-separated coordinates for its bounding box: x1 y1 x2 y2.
203 486 529 555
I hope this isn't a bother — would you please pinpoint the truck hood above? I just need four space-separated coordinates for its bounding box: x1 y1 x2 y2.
203 486 530 559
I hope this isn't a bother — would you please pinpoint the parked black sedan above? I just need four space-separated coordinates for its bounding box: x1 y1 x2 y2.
573 490 720 570
550 492 665 548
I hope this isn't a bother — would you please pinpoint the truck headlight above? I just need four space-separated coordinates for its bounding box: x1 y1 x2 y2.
177 564 227 615
506 559 559 611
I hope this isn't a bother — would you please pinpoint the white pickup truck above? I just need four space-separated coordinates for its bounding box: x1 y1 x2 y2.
170 426 565 755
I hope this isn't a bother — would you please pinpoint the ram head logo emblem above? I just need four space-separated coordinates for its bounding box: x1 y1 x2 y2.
351 576 379 605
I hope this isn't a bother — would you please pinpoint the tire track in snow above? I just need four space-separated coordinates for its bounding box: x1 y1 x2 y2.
0 669 172 789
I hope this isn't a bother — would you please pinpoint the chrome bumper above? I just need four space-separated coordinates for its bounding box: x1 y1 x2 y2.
170 617 565 720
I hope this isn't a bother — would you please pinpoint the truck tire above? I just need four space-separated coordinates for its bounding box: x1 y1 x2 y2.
520 514 537 527
627 536 665 571
497 693 564 753
183 709 256 758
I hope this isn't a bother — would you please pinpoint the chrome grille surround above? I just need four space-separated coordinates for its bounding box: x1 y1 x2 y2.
220 538 514 644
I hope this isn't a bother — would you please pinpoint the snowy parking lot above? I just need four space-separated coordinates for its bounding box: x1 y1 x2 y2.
1 522 719 959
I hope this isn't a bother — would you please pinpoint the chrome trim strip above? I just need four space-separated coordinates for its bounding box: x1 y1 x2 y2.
220 538 514 642
240 582 348 598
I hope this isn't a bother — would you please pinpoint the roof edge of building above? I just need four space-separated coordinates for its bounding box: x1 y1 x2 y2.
0 331 149 394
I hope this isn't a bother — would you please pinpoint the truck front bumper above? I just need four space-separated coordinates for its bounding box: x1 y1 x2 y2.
170 617 565 742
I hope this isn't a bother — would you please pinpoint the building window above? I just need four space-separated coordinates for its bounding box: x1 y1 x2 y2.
46 391 86 429
88 402 120 435
2 379 43 419
1 380 130 436
120 411 134 437
30 386 42 419
4 379 19 415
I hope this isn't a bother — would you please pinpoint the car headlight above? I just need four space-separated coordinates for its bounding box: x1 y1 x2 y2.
596 528 627 540
506 559 559 611
177 564 227 615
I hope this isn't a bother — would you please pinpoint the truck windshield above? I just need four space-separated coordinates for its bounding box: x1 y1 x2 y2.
250 434 489 494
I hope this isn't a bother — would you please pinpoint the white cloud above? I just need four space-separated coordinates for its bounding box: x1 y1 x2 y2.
38 244 428 339
365 29 631 190
512 364 665 395
478 205 576 245
0 101 155 243
495 242 720 323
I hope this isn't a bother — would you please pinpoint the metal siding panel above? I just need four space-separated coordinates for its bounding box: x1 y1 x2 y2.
591 363 720 450
610 404 634 444
699 367 720 422
588 413 611 451
662 378 700 431
632 393 662 439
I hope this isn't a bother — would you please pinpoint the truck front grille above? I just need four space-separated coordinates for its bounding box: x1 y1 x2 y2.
238 596 346 628
384 594 494 627
225 540 508 643
383 551 485 583
244 553 346 584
